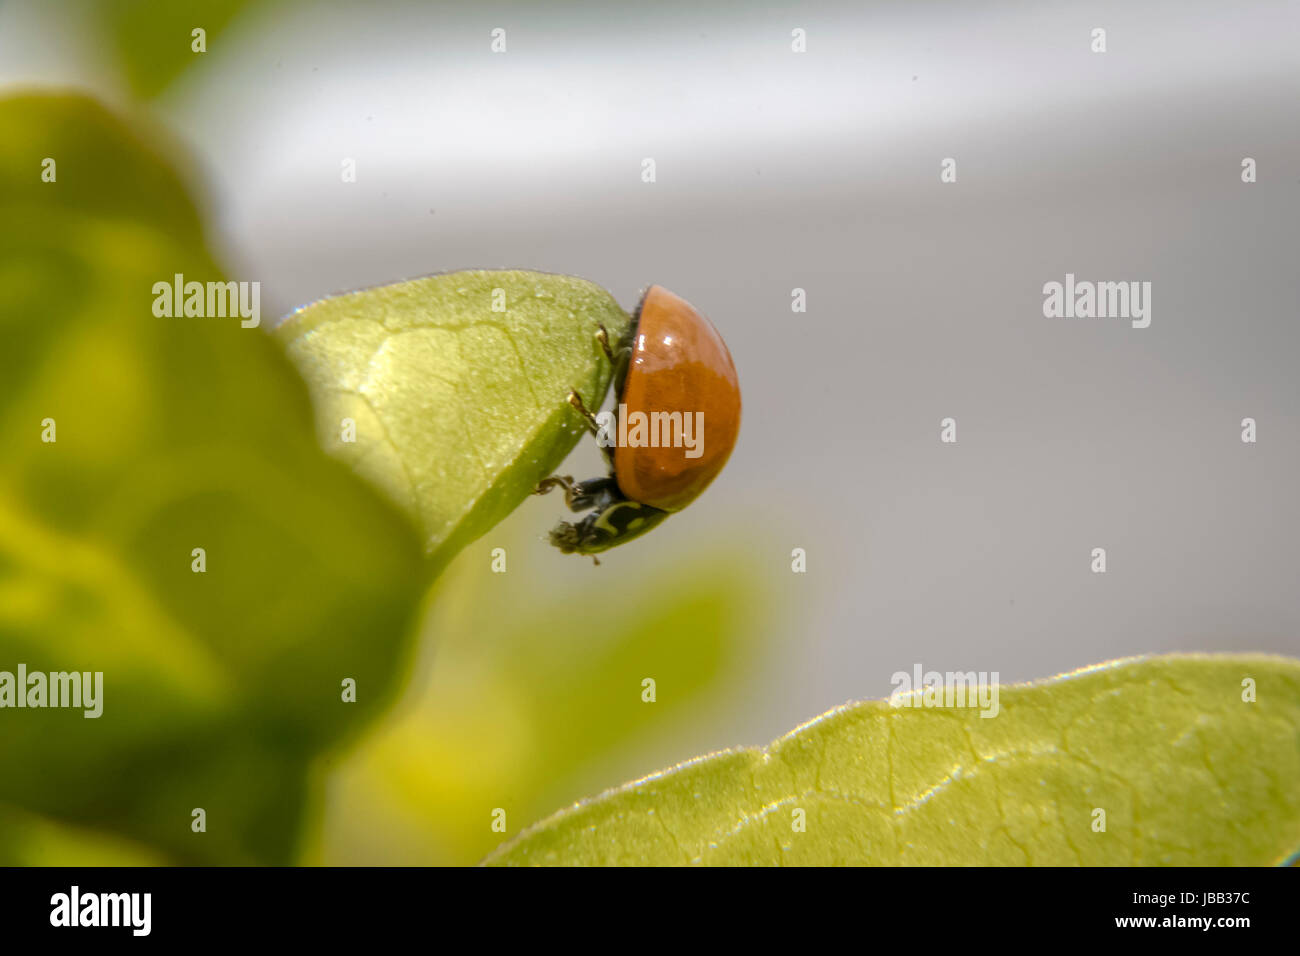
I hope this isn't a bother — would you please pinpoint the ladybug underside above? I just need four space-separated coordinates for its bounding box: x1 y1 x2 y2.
543 475 669 555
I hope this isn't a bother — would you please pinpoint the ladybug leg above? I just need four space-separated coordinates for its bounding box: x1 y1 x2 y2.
567 389 616 470
596 324 634 395
594 325 616 365
535 474 619 513
567 390 601 431
534 474 579 507
595 324 633 365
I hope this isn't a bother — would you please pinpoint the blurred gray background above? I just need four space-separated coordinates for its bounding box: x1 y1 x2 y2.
5 0 1297 767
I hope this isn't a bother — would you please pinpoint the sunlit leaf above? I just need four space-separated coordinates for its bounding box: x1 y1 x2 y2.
275 270 631 570
487 654 1300 866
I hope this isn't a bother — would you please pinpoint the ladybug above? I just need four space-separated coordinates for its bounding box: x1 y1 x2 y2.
536 285 741 557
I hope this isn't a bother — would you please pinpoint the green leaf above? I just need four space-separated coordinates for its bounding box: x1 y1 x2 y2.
96 0 259 99
0 806 165 866
485 654 1300 866
0 93 426 864
275 270 631 570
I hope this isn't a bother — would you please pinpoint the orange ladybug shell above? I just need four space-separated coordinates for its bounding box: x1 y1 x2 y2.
614 286 741 512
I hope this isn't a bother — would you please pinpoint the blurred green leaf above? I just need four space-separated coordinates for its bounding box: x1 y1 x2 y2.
0 806 164 866
487 654 1300 865
98 0 260 99
312 522 769 866
0 93 426 864
275 270 631 571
